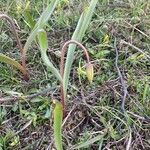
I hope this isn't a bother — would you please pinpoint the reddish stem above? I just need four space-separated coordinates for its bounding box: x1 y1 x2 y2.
0 14 29 81
60 40 90 115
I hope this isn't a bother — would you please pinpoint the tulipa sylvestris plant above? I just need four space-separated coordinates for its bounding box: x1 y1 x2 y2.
37 1 97 149
0 0 60 81
0 14 29 81
38 29 94 150
59 40 94 112
37 29 94 112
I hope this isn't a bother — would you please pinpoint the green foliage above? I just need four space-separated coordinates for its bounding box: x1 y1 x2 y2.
37 29 48 53
23 1 36 29
37 29 62 82
23 0 60 52
53 99 63 150
0 130 19 149
1 0 150 149
0 53 27 77
63 0 98 94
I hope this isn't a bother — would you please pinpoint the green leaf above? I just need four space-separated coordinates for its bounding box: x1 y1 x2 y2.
24 1 35 29
10 136 20 146
63 0 98 95
53 99 63 150
37 29 48 53
24 0 60 52
44 108 51 118
37 31 62 82
30 97 43 103
0 53 27 77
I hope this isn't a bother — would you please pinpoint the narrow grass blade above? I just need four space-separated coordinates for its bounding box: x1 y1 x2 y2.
72 134 104 149
53 99 63 150
37 29 62 82
98 137 104 150
24 1 35 29
63 0 98 94
0 53 28 78
37 0 59 27
24 0 60 53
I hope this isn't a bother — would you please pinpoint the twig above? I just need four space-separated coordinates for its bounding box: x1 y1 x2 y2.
114 38 128 113
124 21 150 39
121 40 150 60
62 105 75 127
114 40 133 149
13 120 32 137
126 128 132 150
0 86 57 103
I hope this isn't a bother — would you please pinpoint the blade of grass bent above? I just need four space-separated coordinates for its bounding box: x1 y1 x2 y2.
63 0 98 95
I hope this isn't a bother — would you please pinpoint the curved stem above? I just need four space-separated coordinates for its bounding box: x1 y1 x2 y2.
60 40 90 115
60 40 90 78
0 14 29 81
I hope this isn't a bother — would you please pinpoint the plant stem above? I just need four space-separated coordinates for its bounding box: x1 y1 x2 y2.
0 14 29 81
60 40 90 114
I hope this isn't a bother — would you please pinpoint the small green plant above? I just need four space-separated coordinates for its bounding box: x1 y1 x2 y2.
37 29 94 109
50 39 93 150
37 34 94 150
36 1 98 149
59 40 94 111
0 14 29 81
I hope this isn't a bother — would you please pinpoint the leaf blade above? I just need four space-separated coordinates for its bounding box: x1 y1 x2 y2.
24 0 60 52
0 53 27 77
37 29 62 82
53 100 63 150
63 0 98 94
